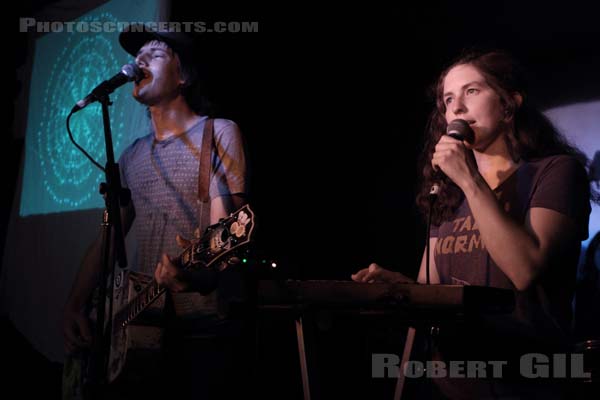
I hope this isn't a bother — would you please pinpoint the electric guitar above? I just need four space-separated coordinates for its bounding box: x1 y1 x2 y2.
62 204 255 398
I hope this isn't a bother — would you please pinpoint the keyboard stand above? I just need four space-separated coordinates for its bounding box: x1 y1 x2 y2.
394 326 416 399
291 310 322 400
295 315 314 400
293 311 415 400
257 281 515 400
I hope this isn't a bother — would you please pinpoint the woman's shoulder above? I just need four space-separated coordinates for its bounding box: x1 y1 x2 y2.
526 154 587 176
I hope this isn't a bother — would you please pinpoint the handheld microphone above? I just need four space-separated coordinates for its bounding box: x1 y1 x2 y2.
446 118 474 142
429 119 474 196
71 63 143 113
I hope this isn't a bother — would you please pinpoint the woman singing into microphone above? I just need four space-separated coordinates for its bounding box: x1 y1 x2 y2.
352 49 594 398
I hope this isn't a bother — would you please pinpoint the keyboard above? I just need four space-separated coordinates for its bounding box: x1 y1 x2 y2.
257 280 515 314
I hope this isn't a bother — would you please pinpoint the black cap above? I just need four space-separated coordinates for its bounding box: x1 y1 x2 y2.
119 23 194 61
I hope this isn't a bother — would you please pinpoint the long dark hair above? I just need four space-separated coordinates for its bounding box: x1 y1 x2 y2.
416 50 591 225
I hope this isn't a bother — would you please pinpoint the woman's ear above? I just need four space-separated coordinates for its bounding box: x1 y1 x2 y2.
513 92 523 108
504 92 523 121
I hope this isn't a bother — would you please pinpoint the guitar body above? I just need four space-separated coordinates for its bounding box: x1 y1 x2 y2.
62 205 255 398
106 267 129 383
107 270 166 383
62 271 166 399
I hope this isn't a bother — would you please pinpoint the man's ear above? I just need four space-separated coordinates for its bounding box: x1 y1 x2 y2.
174 53 189 88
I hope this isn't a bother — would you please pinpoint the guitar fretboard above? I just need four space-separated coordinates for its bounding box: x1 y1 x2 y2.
114 280 165 327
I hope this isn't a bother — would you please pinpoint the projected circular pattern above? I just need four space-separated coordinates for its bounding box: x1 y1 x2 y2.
37 14 127 208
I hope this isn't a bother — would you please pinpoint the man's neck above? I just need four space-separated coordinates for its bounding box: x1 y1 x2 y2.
149 97 201 141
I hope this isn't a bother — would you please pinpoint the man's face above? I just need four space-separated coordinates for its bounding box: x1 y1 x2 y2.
132 40 184 105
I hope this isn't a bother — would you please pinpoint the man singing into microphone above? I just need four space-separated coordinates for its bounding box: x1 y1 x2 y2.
352 50 594 398
62 24 248 399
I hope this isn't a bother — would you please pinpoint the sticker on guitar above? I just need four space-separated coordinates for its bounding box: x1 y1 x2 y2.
179 204 254 271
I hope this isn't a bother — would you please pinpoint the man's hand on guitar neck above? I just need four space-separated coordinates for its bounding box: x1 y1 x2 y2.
154 234 195 292
154 253 219 294
155 253 190 292
154 234 220 295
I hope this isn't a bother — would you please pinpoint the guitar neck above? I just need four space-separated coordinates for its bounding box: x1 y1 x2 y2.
114 243 201 327
114 279 166 328
114 204 255 327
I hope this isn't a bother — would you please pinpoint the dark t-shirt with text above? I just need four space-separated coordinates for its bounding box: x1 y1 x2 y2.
432 155 590 347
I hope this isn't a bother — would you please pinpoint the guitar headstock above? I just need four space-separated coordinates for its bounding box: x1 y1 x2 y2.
180 204 256 270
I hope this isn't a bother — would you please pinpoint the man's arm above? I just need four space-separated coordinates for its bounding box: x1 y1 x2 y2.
210 194 247 224
63 202 135 353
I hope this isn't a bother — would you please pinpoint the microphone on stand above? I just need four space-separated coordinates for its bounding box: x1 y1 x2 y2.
71 63 143 113
429 119 475 197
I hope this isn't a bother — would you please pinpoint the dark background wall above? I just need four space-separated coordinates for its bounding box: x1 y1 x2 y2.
169 1 600 279
4 0 600 398
8 1 600 278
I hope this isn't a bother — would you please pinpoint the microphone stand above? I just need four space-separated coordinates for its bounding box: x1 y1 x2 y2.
85 92 130 399
426 180 442 285
402 124 470 399
425 127 468 284
395 190 439 400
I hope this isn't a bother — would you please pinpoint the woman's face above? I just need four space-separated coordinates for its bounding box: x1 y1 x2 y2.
442 63 508 150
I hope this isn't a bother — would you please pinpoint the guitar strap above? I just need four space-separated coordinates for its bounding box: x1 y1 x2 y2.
197 118 214 232
168 117 218 319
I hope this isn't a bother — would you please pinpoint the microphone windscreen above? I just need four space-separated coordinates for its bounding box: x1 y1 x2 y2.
446 119 474 144
121 63 144 82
